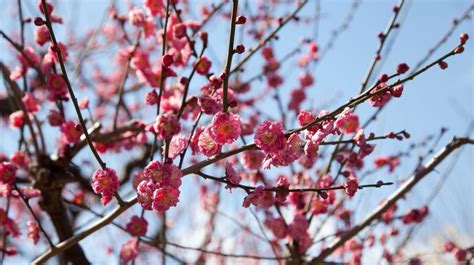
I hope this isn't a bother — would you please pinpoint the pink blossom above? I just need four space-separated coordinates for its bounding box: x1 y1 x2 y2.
120 239 138 263
240 150 265 170
264 216 287 239
13 187 41 199
242 186 265 208
190 126 204 155
369 83 391 107
194 56 212 75
444 241 456 252
144 17 156 38
49 42 68 62
144 160 182 188
47 73 68 101
254 121 286 154
9 151 30 168
22 92 40 113
47 109 64 126
9 111 24 128
79 97 89 109
289 215 309 241
34 25 49 46
304 138 319 161
225 162 241 190
173 23 187 39
137 180 157 210
275 175 290 204
9 66 24 80
390 84 404 98
261 46 274 60
126 215 148 237
374 155 400 172
144 0 164 16
209 111 241 144
198 95 221 115
264 134 304 168
18 46 40 68
258 191 275 208
152 186 180 212
0 162 16 185
311 199 328 215
130 50 150 70
4 218 20 237
288 88 306 113
299 72 314 88
27 221 40 244
198 128 221 157
344 177 359 197
335 108 360 134
153 113 180 140
166 134 188 159
145 90 159 105
128 7 146 27
267 74 283 88
454 248 468 262
92 168 119 205
60 120 82 144
297 110 318 133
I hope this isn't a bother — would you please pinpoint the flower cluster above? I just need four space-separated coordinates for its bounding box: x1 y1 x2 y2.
137 160 182 212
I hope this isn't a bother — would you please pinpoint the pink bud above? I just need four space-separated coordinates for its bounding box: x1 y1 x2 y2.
396 63 409 74
235 16 247 24
162 54 173 67
33 17 45 26
460 33 469 44
235 44 245 54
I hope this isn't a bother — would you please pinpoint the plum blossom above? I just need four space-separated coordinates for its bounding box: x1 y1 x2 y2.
120 239 138 263
335 108 360 134
153 113 180 140
144 160 182 189
126 215 148 237
9 111 24 128
0 162 16 185
152 186 180 212
254 121 286 154
166 134 188 159
209 111 241 144
225 162 241 190
137 180 157 210
27 221 40 244
60 120 82 144
92 168 119 205
242 186 265 208
198 128 221 157
240 150 265 170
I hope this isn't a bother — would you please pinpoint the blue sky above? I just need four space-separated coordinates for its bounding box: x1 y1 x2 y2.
0 0 473 264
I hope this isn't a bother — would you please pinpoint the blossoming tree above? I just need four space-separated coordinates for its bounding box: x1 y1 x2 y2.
0 0 473 264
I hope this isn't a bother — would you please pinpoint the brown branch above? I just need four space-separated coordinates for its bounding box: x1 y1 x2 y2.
41 0 107 170
310 137 474 263
222 0 239 112
31 38 465 263
229 0 308 75
359 0 405 94
0 63 41 159
195 171 393 194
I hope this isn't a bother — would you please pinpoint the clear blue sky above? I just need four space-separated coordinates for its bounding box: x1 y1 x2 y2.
0 0 473 264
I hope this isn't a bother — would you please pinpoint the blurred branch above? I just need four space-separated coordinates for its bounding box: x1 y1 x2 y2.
311 137 474 263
